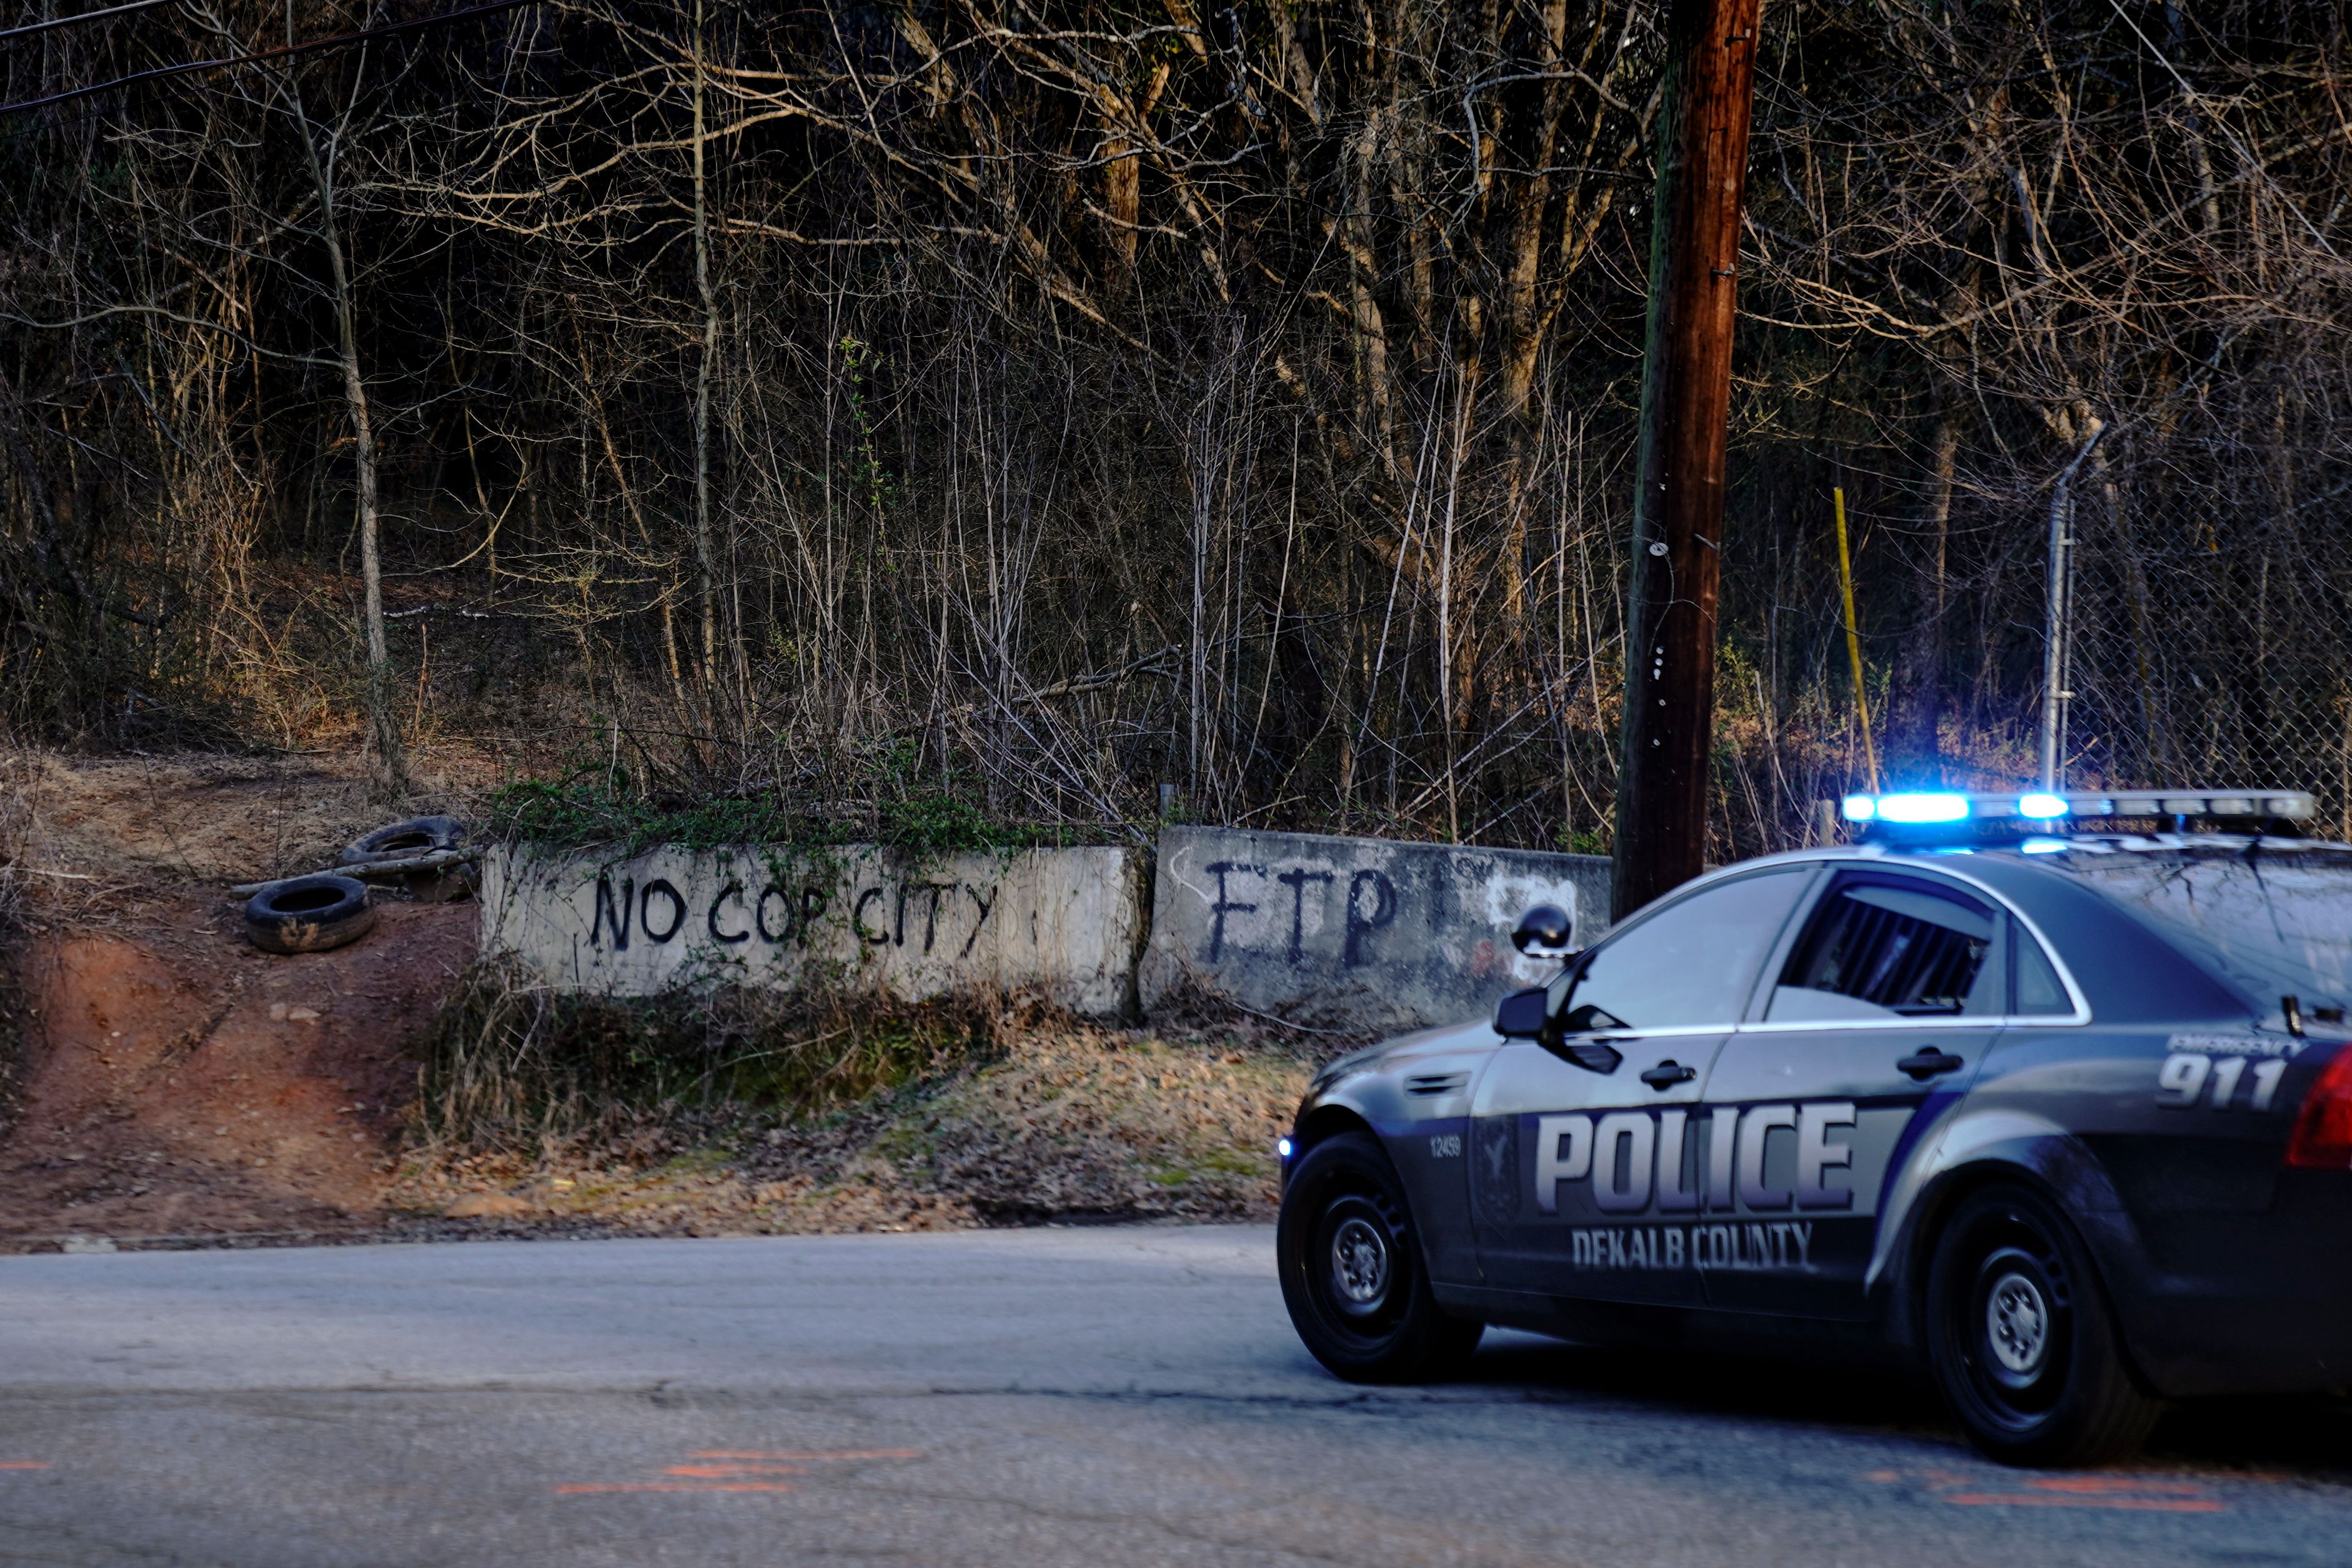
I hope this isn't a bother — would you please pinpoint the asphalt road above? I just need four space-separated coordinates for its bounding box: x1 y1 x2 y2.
1 1226 2346 1567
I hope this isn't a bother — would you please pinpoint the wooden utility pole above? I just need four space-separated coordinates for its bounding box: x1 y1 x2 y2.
1610 0 1762 920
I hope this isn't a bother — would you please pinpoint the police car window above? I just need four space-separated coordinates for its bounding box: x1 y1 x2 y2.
2055 848 2352 1010
1768 876 1998 1020
1551 869 1811 1033
2015 931 2072 1015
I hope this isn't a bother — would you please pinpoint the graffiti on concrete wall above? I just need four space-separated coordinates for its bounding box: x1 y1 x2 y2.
482 844 1148 1016
479 830 1612 1032
1141 828 1612 1031
582 873 1011 958
1197 860 1401 966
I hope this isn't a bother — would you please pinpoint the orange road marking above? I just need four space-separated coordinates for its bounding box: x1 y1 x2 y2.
1868 1466 2226 1512
555 1482 795 1495
2027 1476 2209 1496
555 1444 917 1495
0 1462 49 1472
1942 1494 2224 1512
688 1449 920 1462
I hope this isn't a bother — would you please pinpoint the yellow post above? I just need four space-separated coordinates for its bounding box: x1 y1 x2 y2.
1834 486 1880 791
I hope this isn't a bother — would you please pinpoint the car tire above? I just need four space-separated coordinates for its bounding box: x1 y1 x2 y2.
244 874 377 955
1925 1182 2161 1467
340 815 472 902
340 815 467 865
1278 1130 1483 1384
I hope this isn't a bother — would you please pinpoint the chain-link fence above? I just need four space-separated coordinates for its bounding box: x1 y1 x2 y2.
2048 439 2352 837
1695 412 2352 866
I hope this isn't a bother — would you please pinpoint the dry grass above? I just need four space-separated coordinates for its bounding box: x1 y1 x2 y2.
394 962 1324 1233
410 958 1035 1155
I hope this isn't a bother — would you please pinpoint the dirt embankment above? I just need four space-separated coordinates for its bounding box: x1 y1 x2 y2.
0 750 1317 1251
0 751 483 1249
7 907 473 1245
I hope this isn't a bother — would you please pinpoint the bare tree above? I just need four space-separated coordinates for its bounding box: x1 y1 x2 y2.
0 0 2346 860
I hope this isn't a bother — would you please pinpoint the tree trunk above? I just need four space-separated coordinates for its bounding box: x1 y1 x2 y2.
285 74 405 795
692 0 721 710
1898 412 1958 779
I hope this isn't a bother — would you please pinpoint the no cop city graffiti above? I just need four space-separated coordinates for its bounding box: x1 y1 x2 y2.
587 873 1000 956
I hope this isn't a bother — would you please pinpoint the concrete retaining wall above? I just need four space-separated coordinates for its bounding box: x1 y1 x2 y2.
480 843 1148 1017
1138 827 1612 1031
477 828 1614 1033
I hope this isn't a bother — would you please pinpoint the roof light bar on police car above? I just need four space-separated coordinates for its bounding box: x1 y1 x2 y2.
1842 791 1973 824
1840 788 2317 828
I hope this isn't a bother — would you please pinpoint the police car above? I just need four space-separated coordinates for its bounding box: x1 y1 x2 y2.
1275 788 2352 1466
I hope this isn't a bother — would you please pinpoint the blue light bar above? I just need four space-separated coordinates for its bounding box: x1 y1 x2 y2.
1875 792 1971 825
1830 788 2318 836
1278 1138 1294 1159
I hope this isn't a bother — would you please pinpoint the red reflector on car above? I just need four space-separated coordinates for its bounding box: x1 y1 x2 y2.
2285 1047 2352 1169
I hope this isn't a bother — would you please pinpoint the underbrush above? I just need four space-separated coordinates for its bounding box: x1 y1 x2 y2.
484 738 1132 854
0 749 35 1138
400 959 1320 1231
413 955 1019 1154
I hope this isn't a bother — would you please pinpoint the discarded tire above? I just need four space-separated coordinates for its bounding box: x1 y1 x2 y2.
339 815 467 866
244 874 377 955
340 815 474 903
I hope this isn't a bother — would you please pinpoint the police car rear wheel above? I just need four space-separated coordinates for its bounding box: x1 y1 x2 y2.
1278 1131 1482 1384
1926 1184 2160 1467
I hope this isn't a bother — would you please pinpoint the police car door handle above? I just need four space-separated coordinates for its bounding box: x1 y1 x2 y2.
1639 1061 1698 1089
1898 1048 1965 1080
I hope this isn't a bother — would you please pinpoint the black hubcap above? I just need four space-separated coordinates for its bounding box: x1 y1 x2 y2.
1311 1191 1407 1342
1328 1213 1391 1314
1959 1234 2071 1427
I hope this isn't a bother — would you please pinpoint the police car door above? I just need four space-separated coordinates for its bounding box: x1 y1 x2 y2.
1468 867 1817 1306
1698 869 2000 1319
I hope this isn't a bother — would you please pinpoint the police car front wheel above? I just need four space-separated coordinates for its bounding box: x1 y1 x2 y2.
1278 1131 1482 1383
1925 1184 2161 1467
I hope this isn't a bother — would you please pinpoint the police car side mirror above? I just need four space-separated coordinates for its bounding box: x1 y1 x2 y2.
1493 985 1620 1073
1494 986 1550 1041
1511 903 1574 956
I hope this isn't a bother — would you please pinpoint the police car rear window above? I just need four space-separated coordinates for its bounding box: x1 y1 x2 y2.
2059 848 2352 1009
1769 876 1998 1019
2015 934 2072 1015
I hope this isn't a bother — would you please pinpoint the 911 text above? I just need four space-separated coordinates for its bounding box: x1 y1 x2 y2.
2156 1051 2286 1111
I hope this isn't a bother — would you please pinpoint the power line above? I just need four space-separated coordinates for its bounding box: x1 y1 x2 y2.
0 0 169 45
0 0 535 117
